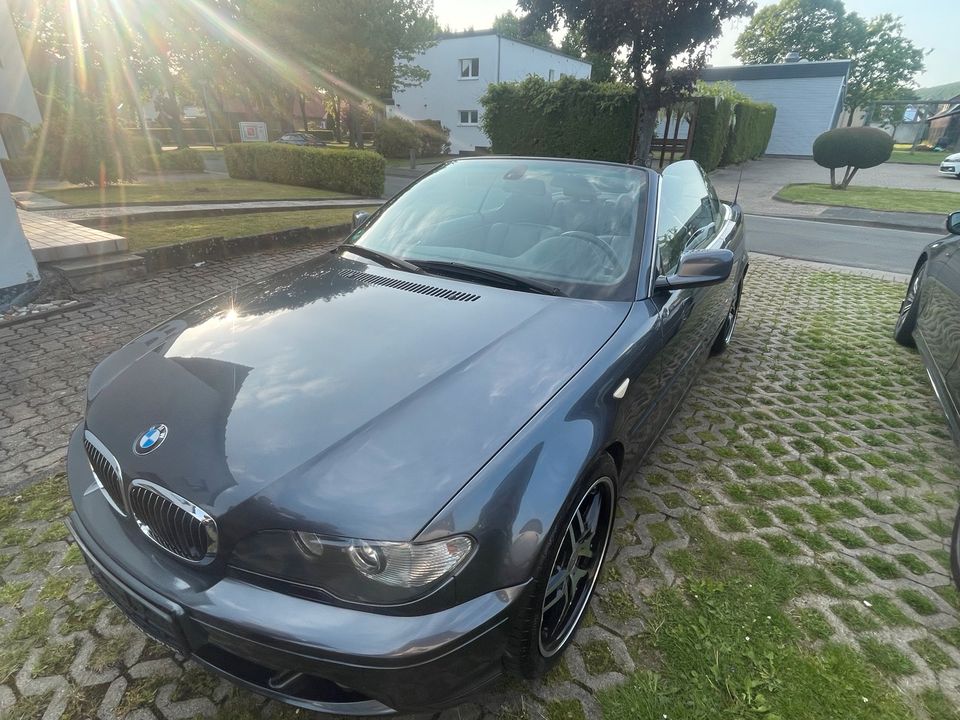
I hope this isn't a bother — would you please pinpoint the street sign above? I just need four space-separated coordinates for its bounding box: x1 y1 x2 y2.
239 122 268 142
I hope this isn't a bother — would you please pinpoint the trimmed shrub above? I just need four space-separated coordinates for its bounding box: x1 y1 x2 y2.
813 127 894 189
689 96 733 172
224 143 384 196
416 120 451 157
156 148 205 173
481 75 636 162
374 118 421 158
722 102 777 165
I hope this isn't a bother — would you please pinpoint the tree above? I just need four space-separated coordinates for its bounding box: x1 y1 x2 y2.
873 87 919 139
519 0 755 165
734 0 926 125
812 126 893 189
558 21 619 83
492 11 555 49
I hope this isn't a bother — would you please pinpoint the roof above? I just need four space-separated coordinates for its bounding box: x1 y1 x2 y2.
916 81 960 103
434 29 590 65
928 103 960 121
701 59 851 83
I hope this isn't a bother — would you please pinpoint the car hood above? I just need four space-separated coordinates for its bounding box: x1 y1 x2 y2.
84 254 630 540
946 153 960 162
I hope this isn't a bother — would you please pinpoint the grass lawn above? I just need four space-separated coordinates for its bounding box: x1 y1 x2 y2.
777 183 960 214
889 149 953 166
112 207 377 252
39 178 350 206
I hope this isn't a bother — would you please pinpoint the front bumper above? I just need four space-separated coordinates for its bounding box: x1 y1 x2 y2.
940 163 959 177
67 425 525 714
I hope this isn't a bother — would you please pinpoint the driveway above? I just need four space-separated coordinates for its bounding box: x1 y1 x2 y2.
1 253 959 718
712 157 960 218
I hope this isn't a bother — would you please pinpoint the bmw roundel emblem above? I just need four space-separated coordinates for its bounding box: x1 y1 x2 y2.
135 424 168 455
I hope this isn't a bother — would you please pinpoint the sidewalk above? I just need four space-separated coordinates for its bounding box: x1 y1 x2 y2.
33 197 384 224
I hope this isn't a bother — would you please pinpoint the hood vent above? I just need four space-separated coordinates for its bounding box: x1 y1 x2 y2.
338 268 480 302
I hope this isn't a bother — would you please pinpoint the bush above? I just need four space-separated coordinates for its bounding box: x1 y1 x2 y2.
156 148 205 173
224 143 384 196
689 96 733 172
26 93 137 185
722 102 777 165
481 75 636 162
415 120 451 157
374 118 421 158
813 127 894 189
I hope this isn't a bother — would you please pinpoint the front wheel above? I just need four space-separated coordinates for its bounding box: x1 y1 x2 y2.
505 455 617 678
894 259 925 347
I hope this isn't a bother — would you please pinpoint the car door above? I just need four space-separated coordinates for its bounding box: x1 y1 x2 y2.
650 162 726 409
918 244 960 384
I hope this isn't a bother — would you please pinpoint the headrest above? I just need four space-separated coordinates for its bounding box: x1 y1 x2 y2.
504 178 547 197
556 175 597 200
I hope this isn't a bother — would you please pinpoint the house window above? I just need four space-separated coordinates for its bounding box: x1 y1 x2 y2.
548 69 555 81
459 58 479 79
459 110 479 126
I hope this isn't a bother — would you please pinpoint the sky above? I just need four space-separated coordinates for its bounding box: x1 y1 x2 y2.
432 0 958 90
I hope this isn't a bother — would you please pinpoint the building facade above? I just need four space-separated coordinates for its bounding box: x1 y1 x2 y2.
389 31 591 154
701 59 851 157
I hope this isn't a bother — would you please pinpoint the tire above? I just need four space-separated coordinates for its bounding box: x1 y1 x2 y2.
711 278 743 355
894 259 925 347
504 454 617 679
951 505 960 591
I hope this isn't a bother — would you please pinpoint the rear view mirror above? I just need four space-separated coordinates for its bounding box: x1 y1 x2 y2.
948 211 960 236
352 210 371 230
655 249 734 291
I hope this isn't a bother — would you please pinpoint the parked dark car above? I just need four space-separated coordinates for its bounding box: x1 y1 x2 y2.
895 210 960 584
276 131 326 147
66 157 747 715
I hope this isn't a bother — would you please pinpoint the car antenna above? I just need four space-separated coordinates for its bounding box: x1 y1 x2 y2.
733 163 744 205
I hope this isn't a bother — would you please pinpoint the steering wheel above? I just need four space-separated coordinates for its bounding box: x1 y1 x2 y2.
560 231 625 274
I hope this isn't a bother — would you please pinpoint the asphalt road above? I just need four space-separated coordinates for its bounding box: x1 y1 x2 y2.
746 215 937 275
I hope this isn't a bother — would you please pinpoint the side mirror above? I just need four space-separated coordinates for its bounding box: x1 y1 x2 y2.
352 210 371 230
947 211 960 236
655 249 734 291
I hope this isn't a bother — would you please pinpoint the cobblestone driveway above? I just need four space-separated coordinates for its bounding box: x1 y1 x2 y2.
2 253 960 719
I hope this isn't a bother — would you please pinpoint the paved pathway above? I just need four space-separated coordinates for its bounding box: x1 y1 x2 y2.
35 198 383 223
2 251 960 719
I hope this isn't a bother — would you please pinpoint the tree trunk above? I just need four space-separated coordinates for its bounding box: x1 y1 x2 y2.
830 168 837 188
845 109 855 127
630 104 659 167
841 166 858 189
299 92 308 132
333 96 342 143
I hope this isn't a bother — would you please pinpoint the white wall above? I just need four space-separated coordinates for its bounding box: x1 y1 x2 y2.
391 35 591 153
727 76 845 156
0 171 39 295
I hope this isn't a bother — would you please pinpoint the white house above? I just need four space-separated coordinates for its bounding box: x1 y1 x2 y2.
0 0 42 299
389 31 592 154
700 58 851 157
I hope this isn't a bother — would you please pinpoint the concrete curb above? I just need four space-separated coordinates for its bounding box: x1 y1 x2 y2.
136 223 350 274
65 201 383 227
747 209 946 235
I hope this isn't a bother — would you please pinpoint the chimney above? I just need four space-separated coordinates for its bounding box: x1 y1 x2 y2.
784 50 801 63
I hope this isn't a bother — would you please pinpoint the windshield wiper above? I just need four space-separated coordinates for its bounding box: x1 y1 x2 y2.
411 260 566 297
335 244 424 274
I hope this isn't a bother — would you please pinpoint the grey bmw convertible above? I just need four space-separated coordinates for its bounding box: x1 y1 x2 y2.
67 157 747 714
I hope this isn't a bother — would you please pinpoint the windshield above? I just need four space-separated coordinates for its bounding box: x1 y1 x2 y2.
347 158 649 300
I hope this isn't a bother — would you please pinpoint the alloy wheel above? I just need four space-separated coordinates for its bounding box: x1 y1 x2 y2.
538 476 615 657
896 271 922 334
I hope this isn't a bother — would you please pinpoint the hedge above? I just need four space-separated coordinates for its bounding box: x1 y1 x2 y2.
156 148 205 172
481 75 636 162
722 102 777 165
688 96 733 172
223 143 385 196
374 118 421 158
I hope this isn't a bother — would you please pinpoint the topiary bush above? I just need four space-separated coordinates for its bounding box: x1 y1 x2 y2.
481 76 636 162
374 118 421 158
689 96 733 172
813 127 894 189
224 143 385 196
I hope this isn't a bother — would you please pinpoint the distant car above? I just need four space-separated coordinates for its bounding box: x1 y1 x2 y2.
940 153 960 179
66 157 747 715
276 132 326 147
895 209 960 586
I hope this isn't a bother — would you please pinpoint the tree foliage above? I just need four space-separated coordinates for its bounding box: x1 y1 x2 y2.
734 0 926 124
519 0 756 165
492 11 554 49
558 21 620 83
812 126 893 189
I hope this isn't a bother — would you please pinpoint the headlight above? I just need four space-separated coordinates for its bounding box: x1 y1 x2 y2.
230 531 474 605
